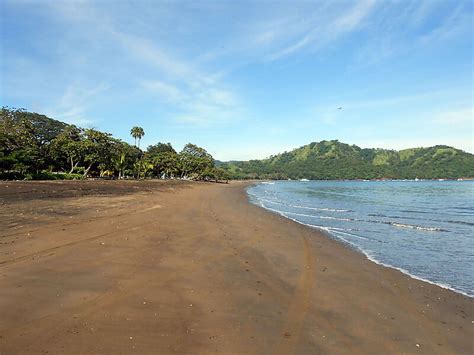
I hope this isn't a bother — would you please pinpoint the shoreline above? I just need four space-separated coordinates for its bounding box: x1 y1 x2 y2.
245 181 474 299
253 197 474 298
0 180 472 354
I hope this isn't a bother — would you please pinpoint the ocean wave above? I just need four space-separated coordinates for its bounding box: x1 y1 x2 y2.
368 213 387 217
445 220 474 226
320 216 354 222
400 209 430 214
331 229 368 240
261 201 448 232
260 204 357 222
257 198 286 206
362 218 448 232
385 222 447 232
289 204 352 212
259 206 365 237
368 213 473 227
368 213 406 220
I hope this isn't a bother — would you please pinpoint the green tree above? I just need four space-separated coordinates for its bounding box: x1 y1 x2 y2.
147 142 176 156
130 126 145 148
49 126 85 173
179 143 214 180
82 129 116 177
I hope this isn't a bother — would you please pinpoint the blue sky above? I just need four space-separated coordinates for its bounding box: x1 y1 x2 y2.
1 0 472 160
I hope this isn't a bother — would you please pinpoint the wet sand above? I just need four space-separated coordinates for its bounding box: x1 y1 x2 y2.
0 180 472 354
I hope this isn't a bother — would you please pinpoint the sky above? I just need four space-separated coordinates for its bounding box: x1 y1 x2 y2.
1 0 473 160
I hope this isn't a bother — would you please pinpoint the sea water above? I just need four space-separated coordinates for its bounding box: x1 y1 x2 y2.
247 180 474 297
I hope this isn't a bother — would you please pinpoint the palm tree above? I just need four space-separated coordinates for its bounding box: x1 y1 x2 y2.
130 126 145 148
114 152 126 179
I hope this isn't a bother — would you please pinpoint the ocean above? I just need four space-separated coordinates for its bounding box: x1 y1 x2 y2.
247 180 474 297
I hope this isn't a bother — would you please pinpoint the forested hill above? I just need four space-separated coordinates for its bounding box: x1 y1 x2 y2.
218 140 474 180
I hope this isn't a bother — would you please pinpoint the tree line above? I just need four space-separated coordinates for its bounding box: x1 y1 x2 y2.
0 107 229 181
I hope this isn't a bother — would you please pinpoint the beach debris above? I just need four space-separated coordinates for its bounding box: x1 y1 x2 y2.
129 336 133 340
189 304 193 307
416 344 420 347
100 242 105 245
283 332 291 338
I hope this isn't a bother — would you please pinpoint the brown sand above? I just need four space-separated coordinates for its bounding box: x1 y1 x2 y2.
0 180 472 354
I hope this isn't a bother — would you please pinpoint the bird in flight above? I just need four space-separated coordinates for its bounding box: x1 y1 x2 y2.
337 107 343 110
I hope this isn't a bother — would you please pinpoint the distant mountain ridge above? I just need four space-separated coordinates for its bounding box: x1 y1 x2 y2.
219 140 474 180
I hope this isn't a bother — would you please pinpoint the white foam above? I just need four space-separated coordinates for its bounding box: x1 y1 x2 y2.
289 204 351 212
364 253 474 298
331 229 369 240
388 222 446 232
257 198 286 206
320 216 354 222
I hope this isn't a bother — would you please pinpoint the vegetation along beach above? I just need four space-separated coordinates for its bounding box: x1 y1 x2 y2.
1 0 473 354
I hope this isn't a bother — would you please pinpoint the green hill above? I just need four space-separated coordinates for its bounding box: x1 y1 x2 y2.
219 140 474 180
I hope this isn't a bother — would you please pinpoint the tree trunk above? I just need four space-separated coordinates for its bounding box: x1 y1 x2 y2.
69 158 79 174
83 163 93 178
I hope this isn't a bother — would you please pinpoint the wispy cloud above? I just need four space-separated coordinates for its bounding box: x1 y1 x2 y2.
264 0 376 61
418 4 471 44
42 1 242 127
173 88 241 126
353 1 472 67
140 80 184 104
46 82 110 126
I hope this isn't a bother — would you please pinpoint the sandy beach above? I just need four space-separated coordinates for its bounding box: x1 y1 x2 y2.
0 180 472 354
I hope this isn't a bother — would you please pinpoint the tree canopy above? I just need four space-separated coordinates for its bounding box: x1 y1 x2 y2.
0 107 228 181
